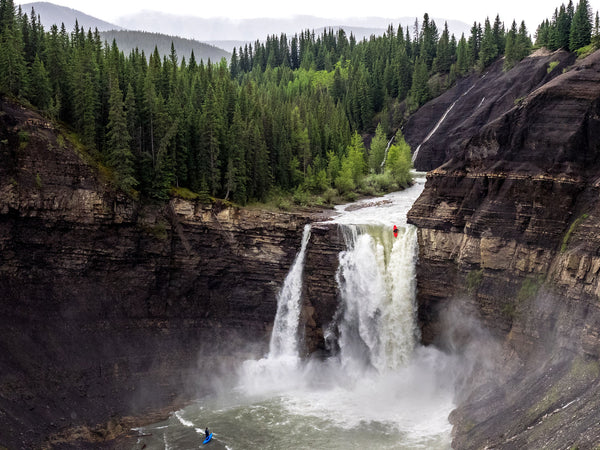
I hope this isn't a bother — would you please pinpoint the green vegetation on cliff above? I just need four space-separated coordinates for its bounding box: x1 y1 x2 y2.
4 0 592 204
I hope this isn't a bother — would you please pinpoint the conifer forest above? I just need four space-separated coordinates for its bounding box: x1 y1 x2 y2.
0 0 597 204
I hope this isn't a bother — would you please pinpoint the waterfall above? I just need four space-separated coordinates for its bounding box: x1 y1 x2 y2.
412 81 479 163
147 175 455 448
268 224 312 359
380 135 395 168
335 224 419 373
412 101 457 163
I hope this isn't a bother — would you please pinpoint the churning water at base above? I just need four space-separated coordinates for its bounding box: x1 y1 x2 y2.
137 174 457 449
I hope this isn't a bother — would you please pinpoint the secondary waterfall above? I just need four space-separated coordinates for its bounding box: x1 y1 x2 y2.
268 224 312 359
138 173 457 449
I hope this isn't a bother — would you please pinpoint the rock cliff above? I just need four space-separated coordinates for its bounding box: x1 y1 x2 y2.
0 99 341 448
404 49 577 171
408 49 600 448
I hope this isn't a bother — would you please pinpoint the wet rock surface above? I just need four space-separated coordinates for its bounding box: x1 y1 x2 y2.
404 49 577 171
408 49 600 448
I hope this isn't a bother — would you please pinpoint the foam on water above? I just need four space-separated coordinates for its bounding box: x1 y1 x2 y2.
139 173 456 449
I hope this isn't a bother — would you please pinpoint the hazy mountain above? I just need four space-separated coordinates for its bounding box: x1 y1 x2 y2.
116 12 472 42
17 3 230 61
19 1 123 31
100 30 230 62
205 40 254 54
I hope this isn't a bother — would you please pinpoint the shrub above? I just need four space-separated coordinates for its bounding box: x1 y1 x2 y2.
466 269 484 293
561 213 589 252
547 60 560 73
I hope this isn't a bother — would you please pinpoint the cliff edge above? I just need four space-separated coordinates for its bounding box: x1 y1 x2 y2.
408 49 600 448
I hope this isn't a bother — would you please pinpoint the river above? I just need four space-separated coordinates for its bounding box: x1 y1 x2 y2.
135 173 457 449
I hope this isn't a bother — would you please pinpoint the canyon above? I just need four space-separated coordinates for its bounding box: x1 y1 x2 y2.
2 47 600 448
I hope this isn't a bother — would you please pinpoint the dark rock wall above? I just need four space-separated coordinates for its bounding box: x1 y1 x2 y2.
404 49 576 171
408 50 600 448
0 100 343 447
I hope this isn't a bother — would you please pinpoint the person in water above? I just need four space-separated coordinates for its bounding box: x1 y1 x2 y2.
205 427 210 437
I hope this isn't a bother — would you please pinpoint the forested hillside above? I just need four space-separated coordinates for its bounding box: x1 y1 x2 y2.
98 30 230 63
0 0 597 204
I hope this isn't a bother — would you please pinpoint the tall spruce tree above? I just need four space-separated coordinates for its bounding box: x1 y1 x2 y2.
28 53 51 109
478 17 498 70
569 0 593 50
106 78 137 190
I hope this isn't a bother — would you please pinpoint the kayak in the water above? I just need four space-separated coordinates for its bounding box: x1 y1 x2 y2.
203 432 213 444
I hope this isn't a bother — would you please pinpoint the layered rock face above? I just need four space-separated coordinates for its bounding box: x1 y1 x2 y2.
404 49 576 171
0 99 342 447
408 50 600 448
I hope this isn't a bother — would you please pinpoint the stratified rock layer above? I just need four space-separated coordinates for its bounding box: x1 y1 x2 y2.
0 99 342 448
404 49 577 171
408 50 600 448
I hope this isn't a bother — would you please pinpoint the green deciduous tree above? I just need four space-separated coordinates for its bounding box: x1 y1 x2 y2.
384 131 412 187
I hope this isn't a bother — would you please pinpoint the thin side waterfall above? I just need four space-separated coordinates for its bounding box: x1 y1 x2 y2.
412 101 457 163
268 224 312 359
412 81 479 163
335 224 419 373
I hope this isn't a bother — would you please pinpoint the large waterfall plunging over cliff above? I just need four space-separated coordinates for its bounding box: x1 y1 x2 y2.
138 174 457 449
334 225 419 373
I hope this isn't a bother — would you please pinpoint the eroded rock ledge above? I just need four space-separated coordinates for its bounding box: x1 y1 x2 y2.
408 50 600 448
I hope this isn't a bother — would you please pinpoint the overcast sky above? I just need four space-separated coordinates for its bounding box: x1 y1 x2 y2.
25 0 600 30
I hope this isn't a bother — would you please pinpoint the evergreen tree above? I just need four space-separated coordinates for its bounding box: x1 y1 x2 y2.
106 78 137 190
593 11 600 48
456 34 469 75
569 0 592 50
478 17 498 70
433 22 451 73
200 85 223 196
0 0 27 97
28 53 51 109
420 13 439 70
368 123 387 173
468 22 482 66
504 20 518 70
535 19 552 48
516 21 532 60
492 14 506 54
554 4 572 49
407 56 430 111
71 40 99 149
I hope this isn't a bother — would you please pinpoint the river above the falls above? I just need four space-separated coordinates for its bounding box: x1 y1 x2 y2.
135 173 458 450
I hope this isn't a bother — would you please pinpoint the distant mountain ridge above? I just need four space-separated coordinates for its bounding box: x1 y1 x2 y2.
18 2 230 62
116 12 472 43
19 1 122 31
100 30 230 63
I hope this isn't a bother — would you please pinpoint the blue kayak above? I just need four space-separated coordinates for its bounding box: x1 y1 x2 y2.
203 432 213 444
